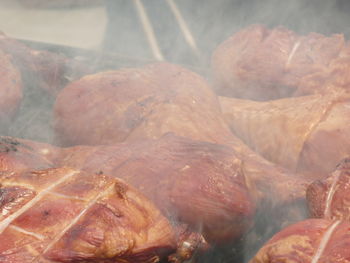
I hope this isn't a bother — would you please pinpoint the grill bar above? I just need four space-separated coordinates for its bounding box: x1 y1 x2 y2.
133 0 164 61
165 0 201 59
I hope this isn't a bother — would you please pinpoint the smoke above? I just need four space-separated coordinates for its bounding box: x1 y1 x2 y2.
0 1 350 262
105 0 350 63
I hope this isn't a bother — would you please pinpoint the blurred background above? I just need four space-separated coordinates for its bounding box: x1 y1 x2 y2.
1 0 350 67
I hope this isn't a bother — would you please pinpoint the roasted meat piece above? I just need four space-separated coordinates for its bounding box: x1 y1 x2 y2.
58 134 256 244
54 62 310 247
250 219 350 263
220 92 350 179
0 134 307 257
0 49 22 131
54 62 310 229
53 62 307 192
212 24 345 100
0 136 60 173
307 158 350 221
0 167 176 263
58 133 312 254
53 62 234 146
296 45 350 96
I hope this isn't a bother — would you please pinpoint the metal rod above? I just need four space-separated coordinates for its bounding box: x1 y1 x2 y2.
133 0 164 61
165 0 201 59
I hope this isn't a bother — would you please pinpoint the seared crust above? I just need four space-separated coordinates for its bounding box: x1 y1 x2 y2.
58 134 256 244
0 167 176 263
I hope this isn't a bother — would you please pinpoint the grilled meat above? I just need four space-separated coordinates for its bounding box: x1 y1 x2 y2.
53 62 309 230
53 62 234 146
57 133 256 244
211 24 345 100
57 133 312 250
219 92 350 179
250 219 350 263
307 158 350 221
0 167 176 263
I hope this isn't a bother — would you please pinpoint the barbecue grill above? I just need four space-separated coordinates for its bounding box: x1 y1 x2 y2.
1 0 350 262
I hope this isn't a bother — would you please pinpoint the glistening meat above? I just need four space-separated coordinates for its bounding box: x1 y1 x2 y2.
57 133 256 244
0 167 176 263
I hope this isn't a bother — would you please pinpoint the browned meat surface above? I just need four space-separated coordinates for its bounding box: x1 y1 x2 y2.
0 167 176 263
53 61 312 258
54 62 234 146
0 49 22 131
296 45 350 96
54 63 310 228
212 24 345 100
220 92 350 179
307 158 350 221
57 133 313 254
0 133 309 262
58 134 256 244
0 136 60 173
250 219 350 263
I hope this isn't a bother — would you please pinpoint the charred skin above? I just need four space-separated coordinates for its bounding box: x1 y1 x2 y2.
0 167 176 263
212 24 346 100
